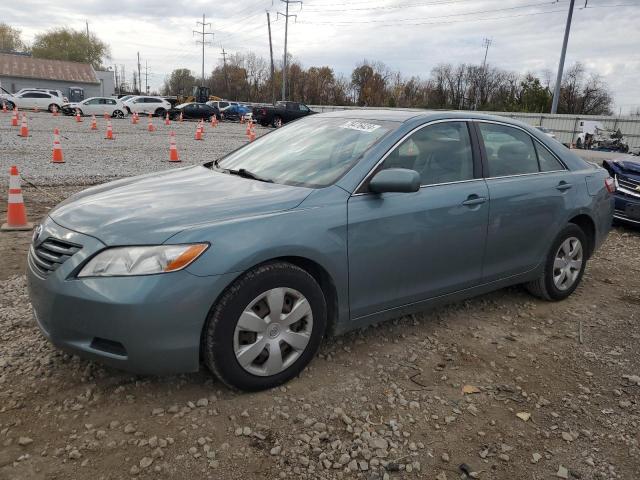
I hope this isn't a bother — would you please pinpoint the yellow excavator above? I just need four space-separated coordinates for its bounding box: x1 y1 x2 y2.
177 86 222 104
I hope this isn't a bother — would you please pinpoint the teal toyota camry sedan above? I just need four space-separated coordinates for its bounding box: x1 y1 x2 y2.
27 110 615 391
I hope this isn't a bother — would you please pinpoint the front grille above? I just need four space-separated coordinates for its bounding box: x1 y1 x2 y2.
618 174 640 191
30 237 81 275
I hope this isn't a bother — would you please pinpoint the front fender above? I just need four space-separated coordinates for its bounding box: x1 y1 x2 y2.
170 186 351 326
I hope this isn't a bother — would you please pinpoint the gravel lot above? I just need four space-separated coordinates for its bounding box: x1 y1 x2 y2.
1 111 639 480
0 110 266 186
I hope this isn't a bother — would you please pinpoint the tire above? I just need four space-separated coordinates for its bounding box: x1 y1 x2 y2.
202 262 327 391
112 110 125 119
525 224 588 301
155 108 166 117
272 116 283 128
576 138 583 149
2 101 15 111
75 109 84 116
260 121 269 127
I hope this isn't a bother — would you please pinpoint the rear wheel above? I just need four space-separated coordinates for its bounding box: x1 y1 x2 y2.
272 116 283 128
155 108 166 117
526 224 587 301
48 104 58 112
202 262 327 391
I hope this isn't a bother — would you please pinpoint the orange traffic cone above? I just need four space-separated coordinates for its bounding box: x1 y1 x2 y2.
210 116 217 128
52 105 59 116
179 112 183 122
195 121 203 140
2 102 8 113
103 111 109 120
11 110 18 127
147 114 155 132
33 105 39 113
169 132 180 162
165 113 170 126
90 114 98 130
52 129 64 163
1 166 33 231
131 112 137 124
245 120 253 136
105 120 114 140
75 110 82 122
19 114 29 137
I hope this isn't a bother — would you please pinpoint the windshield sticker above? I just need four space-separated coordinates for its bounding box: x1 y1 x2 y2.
340 120 381 133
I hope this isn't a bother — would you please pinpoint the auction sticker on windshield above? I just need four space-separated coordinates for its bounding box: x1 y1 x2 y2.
340 120 381 133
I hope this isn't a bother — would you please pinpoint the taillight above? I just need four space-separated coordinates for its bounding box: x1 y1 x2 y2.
605 177 616 193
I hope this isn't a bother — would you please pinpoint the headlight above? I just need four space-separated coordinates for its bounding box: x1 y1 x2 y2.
77 243 208 277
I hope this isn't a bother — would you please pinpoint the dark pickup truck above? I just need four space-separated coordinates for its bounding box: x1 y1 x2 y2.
253 101 315 127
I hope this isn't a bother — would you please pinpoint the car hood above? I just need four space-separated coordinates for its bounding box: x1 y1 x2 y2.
605 157 640 175
49 166 313 245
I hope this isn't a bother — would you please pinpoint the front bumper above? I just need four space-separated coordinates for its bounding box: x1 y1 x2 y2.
26 217 238 374
613 193 640 225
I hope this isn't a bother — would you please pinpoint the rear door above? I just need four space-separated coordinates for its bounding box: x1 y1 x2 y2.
475 121 576 282
347 120 489 319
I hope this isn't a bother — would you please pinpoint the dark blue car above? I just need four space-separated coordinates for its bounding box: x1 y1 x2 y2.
602 157 640 226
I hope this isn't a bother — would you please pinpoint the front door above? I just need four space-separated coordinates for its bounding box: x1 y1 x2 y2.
347 121 489 319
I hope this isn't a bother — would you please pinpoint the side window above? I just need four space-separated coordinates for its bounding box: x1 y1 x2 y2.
535 142 564 172
22 93 38 98
478 123 538 177
380 122 474 186
86 98 100 105
106 99 116 105
299 104 309 112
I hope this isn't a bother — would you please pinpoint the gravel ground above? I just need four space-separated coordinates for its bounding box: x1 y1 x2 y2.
0 110 266 186
1 111 639 480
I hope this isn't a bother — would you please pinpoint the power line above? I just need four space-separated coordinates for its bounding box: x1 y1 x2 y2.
278 0 302 101
194 14 214 84
304 0 485 12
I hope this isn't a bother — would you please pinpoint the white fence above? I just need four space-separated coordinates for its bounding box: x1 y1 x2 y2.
307 105 640 147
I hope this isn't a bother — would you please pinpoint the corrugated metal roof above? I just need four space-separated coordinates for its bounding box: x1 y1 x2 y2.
0 53 98 84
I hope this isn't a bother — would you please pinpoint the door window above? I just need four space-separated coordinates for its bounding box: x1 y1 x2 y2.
379 122 474 186
85 98 101 105
478 123 539 177
535 142 564 172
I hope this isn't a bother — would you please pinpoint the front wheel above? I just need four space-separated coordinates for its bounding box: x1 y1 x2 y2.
2 101 15 111
202 262 327 391
525 224 588 301
272 116 283 128
48 104 59 113
112 110 125 119
155 108 166 117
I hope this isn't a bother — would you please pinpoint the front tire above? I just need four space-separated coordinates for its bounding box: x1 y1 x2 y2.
203 262 327 391
155 108 166 117
526 224 588 301
112 109 125 119
272 116 283 128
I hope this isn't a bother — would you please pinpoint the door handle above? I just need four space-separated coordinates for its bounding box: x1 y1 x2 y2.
556 181 573 191
462 195 487 207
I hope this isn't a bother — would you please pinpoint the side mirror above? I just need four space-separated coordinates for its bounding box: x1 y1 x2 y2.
369 168 421 194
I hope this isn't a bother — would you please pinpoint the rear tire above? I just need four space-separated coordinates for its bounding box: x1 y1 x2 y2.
272 116 283 128
525 224 588 301
155 108 166 117
202 262 327 391
48 104 58 113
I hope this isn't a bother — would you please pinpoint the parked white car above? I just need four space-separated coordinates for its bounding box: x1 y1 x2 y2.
62 97 128 118
534 126 557 140
122 96 172 116
13 91 64 112
16 88 68 103
0 86 16 109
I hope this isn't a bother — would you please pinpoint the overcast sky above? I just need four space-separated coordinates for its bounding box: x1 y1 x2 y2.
5 0 640 112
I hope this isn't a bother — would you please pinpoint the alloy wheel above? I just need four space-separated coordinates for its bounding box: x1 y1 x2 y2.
233 287 313 377
553 237 583 291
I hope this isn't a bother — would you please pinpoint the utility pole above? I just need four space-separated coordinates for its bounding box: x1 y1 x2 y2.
266 11 276 105
474 37 492 110
220 46 230 96
194 14 214 85
278 0 302 101
551 0 576 113
144 61 149 93
137 52 141 95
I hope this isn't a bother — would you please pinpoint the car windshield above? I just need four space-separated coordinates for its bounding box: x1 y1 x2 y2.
216 117 394 188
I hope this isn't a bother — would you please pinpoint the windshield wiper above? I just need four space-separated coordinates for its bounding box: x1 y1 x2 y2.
211 160 272 183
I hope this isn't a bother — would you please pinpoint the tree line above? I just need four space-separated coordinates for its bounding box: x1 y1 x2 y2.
1 22 613 115
163 52 613 115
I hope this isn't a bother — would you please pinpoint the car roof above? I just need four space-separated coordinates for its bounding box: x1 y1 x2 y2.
316 109 537 127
